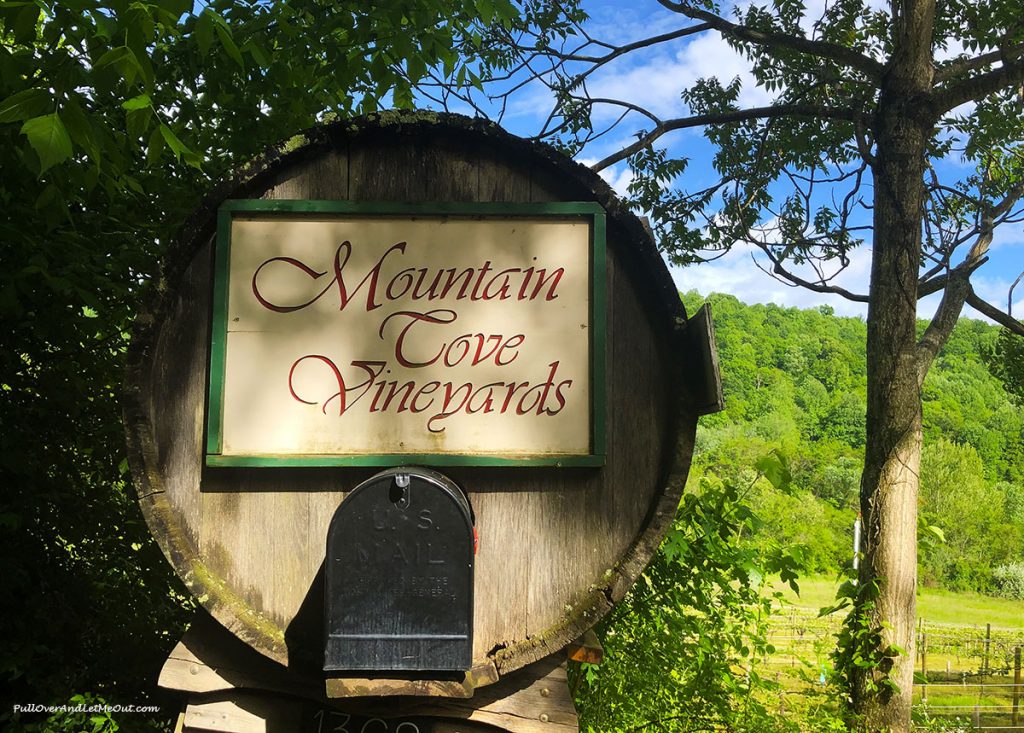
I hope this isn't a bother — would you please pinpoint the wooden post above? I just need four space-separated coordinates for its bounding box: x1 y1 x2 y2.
917 617 924 670
972 703 980 730
1012 645 1021 727
983 623 991 676
921 632 927 704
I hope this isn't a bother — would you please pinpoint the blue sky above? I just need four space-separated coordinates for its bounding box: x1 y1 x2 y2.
441 0 1024 322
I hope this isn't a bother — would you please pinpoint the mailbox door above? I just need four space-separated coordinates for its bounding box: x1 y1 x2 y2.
325 468 474 672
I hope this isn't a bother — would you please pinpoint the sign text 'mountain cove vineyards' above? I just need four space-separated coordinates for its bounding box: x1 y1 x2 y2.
206 202 606 467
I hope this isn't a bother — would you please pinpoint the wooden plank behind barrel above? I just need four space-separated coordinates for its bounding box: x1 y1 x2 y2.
126 115 692 677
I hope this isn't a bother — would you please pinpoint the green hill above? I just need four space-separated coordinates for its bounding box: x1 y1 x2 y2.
682 292 1024 595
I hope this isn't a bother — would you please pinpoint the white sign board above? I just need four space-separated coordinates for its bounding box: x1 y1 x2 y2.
206 202 605 467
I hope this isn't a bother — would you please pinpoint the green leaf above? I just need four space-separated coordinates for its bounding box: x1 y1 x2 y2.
407 53 426 84
82 164 99 192
0 87 49 123
741 562 763 587
126 106 152 141
94 45 133 69
242 39 270 67
12 3 38 44
51 0 91 11
755 450 793 492
34 182 61 211
158 123 201 168
491 0 518 23
158 123 185 158
214 22 245 69
818 599 851 617
122 93 152 111
146 124 164 165
21 113 73 174
393 83 413 109
126 3 156 44
60 101 100 164
91 10 116 40
477 0 495 23
156 0 192 16
94 46 144 87
194 9 214 56
133 48 156 90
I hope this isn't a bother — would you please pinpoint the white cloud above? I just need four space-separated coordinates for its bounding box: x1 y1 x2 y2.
502 77 558 122
669 239 1024 326
492 1 1024 327
577 157 635 197
669 241 872 318
991 220 1024 251
971 271 1024 319
600 164 634 196
581 5 683 47
584 31 776 122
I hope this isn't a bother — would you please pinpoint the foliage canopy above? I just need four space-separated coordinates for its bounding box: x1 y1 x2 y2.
445 1 1024 726
0 1 513 729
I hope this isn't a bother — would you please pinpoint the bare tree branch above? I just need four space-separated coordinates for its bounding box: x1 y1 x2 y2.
755 242 869 302
917 181 1024 375
918 256 989 297
591 103 859 171
655 0 885 80
917 253 990 380
543 24 712 65
1010 270 1024 317
933 55 1024 115
854 114 876 164
967 287 1024 336
918 173 1024 299
934 41 1024 83
580 97 662 125
917 271 972 383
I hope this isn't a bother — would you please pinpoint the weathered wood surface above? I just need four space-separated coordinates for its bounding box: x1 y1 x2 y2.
125 112 704 680
329 655 578 733
684 304 724 416
169 615 578 733
161 611 320 699
323 662 499 700
184 697 298 733
181 655 576 733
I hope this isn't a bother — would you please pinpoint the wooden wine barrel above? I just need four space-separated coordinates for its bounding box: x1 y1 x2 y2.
123 111 718 682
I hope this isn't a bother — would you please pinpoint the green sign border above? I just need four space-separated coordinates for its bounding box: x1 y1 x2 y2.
206 200 607 468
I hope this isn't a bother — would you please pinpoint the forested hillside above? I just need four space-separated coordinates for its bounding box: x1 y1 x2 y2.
682 292 1024 597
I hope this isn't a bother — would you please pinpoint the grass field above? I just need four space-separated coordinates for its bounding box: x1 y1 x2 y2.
770 576 1024 630
761 577 1024 729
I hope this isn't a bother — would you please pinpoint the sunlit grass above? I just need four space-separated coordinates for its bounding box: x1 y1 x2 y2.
770 575 1024 630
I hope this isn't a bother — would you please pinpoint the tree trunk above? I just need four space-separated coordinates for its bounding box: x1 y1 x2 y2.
852 2 934 729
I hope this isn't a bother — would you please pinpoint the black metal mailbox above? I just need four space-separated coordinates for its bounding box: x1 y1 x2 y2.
324 467 474 673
